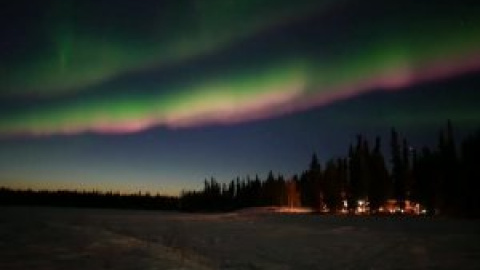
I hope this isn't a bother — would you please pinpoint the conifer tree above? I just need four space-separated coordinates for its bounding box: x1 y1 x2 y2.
369 137 390 212
308 153 324 211
391 128 405 209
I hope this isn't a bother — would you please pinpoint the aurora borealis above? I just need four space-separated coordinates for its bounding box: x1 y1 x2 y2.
1 0 480 194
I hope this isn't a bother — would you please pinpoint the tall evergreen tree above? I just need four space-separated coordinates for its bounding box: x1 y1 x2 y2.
308 153 324 211
324 159 343 212
442 120 459 214
368 137 390 211
349 135 370 211
391 128 405 208
460 130 480 217
402 138 413 203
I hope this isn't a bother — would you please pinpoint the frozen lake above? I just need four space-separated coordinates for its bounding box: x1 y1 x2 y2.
0 206 479 269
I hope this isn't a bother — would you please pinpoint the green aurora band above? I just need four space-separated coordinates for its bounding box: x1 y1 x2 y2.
2 0 337 96
1 0 480 135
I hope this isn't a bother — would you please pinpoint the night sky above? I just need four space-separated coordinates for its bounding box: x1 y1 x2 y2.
1 0 479 195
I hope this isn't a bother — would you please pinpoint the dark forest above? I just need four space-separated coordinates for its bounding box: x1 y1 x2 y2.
2 121 479 217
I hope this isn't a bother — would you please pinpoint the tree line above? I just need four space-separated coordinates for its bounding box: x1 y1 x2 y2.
180 121 480 217
1 121 479 217
0 188 178 211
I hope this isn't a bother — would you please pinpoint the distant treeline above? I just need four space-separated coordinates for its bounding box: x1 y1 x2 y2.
1 121 479 217
181 121 480 217
0 189 179 211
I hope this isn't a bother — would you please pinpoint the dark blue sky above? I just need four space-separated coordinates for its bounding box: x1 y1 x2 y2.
1 0 479 194
1 72 479 194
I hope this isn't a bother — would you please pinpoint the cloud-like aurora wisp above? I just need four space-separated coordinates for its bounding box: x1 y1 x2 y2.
1 0 480 136
1 0 339 96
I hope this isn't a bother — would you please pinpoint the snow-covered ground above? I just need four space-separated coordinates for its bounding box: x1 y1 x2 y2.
0 206 479 269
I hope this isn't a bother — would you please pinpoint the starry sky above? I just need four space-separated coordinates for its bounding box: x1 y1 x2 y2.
1 0 479 195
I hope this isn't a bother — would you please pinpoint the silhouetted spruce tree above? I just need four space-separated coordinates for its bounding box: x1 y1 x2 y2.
347 144 356 212
360 138 371 200
411 147 436 214
435 129 449 213
391 128 406 209
299 171 312 207
227 180 235 208
349 135 370 210
308 153 325 211
264 170 277 205
368 137 390 212
323 159 343 212
402 138 414 203
277 174 287 206
460 130 480 217
337 158 349 210
439 120 459 214
253 174 262 206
